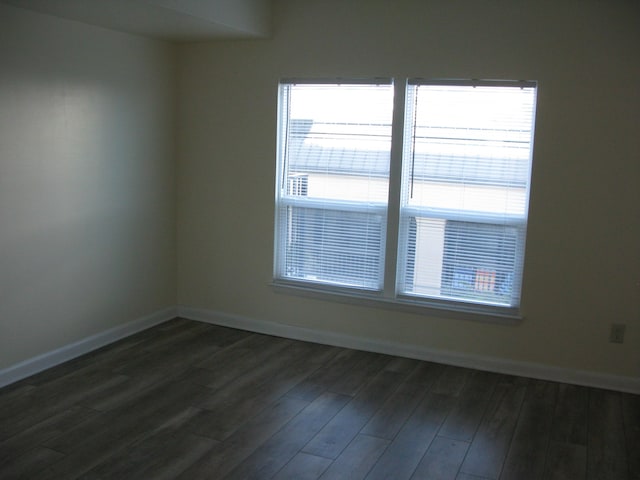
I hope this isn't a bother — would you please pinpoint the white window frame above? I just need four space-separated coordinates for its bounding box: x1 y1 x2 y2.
273 78 537 323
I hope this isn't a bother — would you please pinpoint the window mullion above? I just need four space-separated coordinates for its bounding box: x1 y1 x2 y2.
273 84 290 280
382 79 407 299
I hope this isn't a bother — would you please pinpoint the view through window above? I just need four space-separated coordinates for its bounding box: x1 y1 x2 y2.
274 79 537 313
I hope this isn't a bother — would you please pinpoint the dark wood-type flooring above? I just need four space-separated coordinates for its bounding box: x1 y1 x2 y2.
1 318 638 479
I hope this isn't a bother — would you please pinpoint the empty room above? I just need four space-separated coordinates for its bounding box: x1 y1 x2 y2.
0 0 638 479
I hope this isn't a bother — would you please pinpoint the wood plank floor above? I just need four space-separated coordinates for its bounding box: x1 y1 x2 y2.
1 318 638 479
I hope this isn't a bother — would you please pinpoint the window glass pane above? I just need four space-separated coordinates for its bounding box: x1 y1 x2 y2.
279 206 385 289
284 83 393 203
403 218 521 305
404 84 535 217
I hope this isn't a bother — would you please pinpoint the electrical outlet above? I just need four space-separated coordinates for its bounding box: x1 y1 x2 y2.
609 323 626 344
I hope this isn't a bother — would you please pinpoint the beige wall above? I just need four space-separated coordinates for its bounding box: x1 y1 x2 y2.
0 5 177 370
177 0 640 378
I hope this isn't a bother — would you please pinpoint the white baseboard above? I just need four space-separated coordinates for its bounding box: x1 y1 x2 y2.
3 305 637 395
0 307 177 388
178 305 640 395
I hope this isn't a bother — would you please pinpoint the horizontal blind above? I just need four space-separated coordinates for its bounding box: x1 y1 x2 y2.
398 82 537 306
275 82 394 290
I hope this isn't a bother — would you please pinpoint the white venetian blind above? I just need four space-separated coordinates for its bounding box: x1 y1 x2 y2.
274 81 394 290
398 80 537 307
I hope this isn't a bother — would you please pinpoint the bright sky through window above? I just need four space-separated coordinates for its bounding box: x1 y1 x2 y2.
289 84 394 152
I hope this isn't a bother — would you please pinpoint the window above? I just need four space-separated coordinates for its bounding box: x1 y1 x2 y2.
274 79 537 318
274 81 394 289
397 81 536 308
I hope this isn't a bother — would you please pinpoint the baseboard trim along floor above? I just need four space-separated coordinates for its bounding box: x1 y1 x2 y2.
1 304 638 395
178 305 640 395
0 307 177 388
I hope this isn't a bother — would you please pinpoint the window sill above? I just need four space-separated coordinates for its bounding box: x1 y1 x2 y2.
270 279 523 325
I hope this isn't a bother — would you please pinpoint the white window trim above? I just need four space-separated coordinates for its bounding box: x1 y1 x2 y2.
272 78 536 323
270 278 523 323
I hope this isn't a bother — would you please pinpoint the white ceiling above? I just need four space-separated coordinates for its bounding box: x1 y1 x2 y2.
0 0 272 41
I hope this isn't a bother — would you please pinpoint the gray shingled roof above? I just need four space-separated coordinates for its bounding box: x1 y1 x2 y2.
288 142 529 187
286 119 529 186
